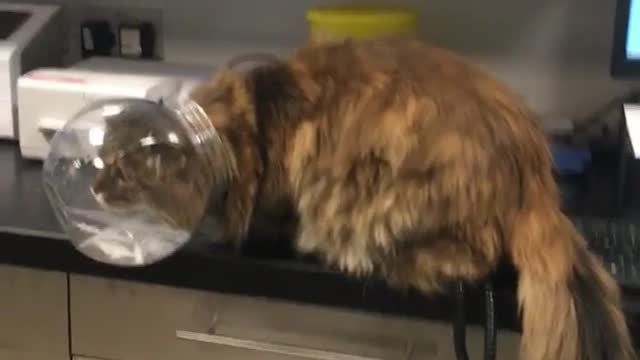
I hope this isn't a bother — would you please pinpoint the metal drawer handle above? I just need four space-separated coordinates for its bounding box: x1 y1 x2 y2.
176 330 388 360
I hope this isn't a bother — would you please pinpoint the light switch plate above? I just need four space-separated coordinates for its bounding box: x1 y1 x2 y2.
61 4 163 64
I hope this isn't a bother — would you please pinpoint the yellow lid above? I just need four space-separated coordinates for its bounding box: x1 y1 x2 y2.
307 6 417 25
306 6 418 41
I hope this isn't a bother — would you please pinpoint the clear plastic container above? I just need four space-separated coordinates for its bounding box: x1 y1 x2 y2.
42 98 235 266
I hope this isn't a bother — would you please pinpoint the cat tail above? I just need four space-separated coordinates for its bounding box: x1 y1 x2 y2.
510 203 637 360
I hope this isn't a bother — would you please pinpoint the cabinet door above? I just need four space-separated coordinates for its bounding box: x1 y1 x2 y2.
70 274 315 360
70 275 421 360
414 325 520 360
70 274 520 360
0 264 69 360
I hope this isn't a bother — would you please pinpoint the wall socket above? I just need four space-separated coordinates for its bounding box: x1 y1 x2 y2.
62 4 163 64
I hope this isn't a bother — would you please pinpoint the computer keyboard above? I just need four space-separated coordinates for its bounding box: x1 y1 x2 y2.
573 216 640 288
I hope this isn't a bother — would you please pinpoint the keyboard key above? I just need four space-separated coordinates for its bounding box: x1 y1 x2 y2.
573 216 640 287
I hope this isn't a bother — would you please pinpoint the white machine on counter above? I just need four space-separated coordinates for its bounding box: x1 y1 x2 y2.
73 56 215 104
17 58 214 160
0 2 63 139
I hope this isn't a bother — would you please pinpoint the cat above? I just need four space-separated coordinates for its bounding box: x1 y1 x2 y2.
92 38 637 360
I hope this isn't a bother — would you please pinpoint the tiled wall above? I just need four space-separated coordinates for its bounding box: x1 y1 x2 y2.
13 0 640 118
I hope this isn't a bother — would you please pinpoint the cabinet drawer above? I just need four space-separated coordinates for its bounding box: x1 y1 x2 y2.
0 264 69 360
70 274 519 360
71 275 323 360
70 275 429 359
170 292 519 360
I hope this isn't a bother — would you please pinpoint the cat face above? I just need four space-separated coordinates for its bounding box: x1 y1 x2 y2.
90 109 213 231
92 143 190 206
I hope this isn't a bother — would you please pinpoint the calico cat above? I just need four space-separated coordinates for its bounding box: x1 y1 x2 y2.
92 38 637 360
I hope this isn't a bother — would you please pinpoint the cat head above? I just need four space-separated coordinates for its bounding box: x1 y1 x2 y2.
90 104 214 231
91 63 307 242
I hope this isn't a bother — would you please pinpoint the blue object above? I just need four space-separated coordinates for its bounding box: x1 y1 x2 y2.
551 143 592 174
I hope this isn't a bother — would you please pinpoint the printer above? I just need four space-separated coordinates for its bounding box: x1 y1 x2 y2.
72 56 215 103
0 2 64 139
17 58 214 160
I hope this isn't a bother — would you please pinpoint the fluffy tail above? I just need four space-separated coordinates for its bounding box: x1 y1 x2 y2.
511 204 637 360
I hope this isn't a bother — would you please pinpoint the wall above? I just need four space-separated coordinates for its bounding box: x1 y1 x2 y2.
12 0 640 119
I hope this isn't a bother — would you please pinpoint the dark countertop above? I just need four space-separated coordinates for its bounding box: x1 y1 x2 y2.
0 140 639 338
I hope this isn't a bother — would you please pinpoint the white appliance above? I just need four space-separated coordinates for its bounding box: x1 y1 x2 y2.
0 3 63 139
73 56 215 104
74 56 215 79
17 66 201 160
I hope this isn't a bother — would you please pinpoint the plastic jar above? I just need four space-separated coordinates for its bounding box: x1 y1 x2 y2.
42 98 235 266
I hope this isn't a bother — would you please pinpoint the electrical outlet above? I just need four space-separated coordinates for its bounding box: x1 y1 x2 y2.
62 4 163 64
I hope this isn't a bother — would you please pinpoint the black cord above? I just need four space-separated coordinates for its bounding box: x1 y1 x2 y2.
452 281 497 360
483 282 497 360
454 281 470 360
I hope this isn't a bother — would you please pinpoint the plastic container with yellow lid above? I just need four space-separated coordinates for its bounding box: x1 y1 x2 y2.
307 6 418 44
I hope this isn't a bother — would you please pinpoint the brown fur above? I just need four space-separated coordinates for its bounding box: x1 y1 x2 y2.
97 39 637 360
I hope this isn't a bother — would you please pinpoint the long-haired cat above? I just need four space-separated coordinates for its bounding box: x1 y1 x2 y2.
92 38 637 360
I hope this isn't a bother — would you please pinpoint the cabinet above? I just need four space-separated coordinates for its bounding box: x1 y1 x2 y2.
0 265 520 360
69 275 417 359
0 265 69 360
69 275 520 360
